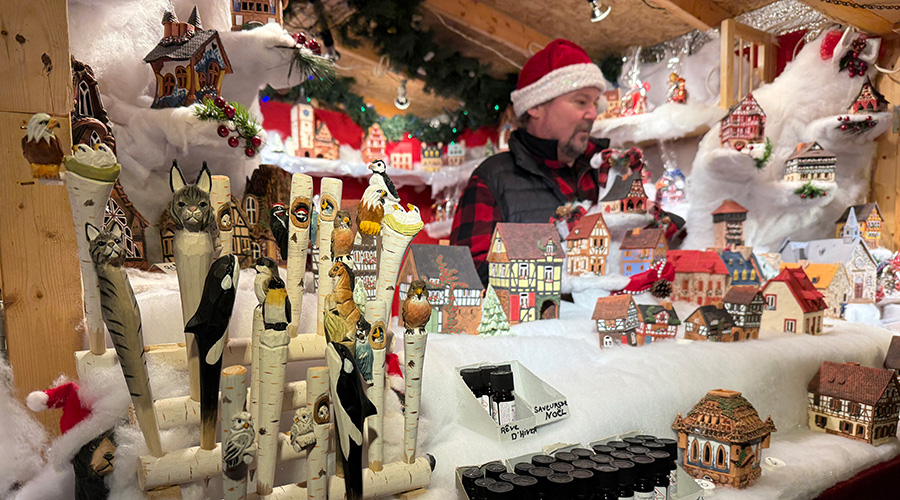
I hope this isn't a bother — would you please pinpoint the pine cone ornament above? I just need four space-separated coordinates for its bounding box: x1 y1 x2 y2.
651 280 672 299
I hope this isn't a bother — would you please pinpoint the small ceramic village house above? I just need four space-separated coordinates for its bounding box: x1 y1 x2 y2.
760 267 826 335
722 286 764 340
389 141 414 170
592 295 640 348
883 336 900 382
720 249 762 287
782 262 850 319
106 182 151 270
782 142 836 183
684 303 735 342
144 6 233 109
672 389 776 489
563 213 610 276
362 123 386 164
229 0 283 30
849 76 889 114
635 302 680 345
807 361 900 445
620 227 667 277
71 58 115 152
600 169 649 214
711 199 747 249
668 250 729 306
836 203 883 248
420 143 443 171
446 140 465 166
313 121 339 160
398 244 483 334
719 93 766 151
291 103 316 157
486 223 563 324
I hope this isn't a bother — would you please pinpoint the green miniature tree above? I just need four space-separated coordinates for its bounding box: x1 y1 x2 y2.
477 284 511 336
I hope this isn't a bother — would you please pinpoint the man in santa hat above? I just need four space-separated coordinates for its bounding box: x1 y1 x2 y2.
451 39 637 285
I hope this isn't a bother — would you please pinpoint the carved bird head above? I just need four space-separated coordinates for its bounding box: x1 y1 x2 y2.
24 113 59 144
409 279 428 298
231 411 253 431
336 209 351 228
255 257 278 276
369 159 386 174
271 202 287 218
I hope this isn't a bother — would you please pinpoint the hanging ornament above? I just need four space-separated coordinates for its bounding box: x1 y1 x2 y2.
665 73 687 104
619 46 649 116
304 39 321 56
228 136 240 148
655 140 686 206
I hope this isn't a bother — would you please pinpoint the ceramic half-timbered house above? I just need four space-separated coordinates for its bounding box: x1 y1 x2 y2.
884 336 900 382
783 262 850 319
849 76 889 114
592 295 640 348
711 199 748 249
808 361 900 445
780 233 877 304
362 122 386 164
487 223 563 324
719 93 766 151
105 182 150 270
783 142 836 183
398 244 483 334
836 203 883 248
684 303 735 342
563 213 610 276
600 169 649 214
420 143 443 171
620 227 667 277
72 58 116 153
313 121 339 160
635 302 680 345
722 286 764 340
760 267 827 335
672 389 776 489
668 250 729 305
230 0 283 30
243 163 290 263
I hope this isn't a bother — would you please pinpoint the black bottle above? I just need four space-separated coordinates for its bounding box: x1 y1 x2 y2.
490 369 516 425
572 459 597 470
499 472 518 483
474 477 496 500
594 464 620 500
607 441 630 450
634 434 657 442
610 450 635 461
514 461 535 476
547 473 574 500
647 450 672 500
631 455 656 500
626 445 649 456
548 461 574 474
528 466 553 499
461 466 484 498
531 454 556 467
623 437 645 446
592 444 616 455
460 367 490 413
484 462 508 481
511 475 539 500
572 447 595 460
479 364 496 413
611 459 636 500
554 451 578 463
570 468 595 499
642 441 665 453
655 438 679 496
590 454 613 466
486 481 514 499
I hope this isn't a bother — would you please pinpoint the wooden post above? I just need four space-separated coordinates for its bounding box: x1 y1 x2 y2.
873 39 900 251
210 175 233 256
306 366 330 500
222 365 250 500
375 206 424 317
0 0 85 434
403 327 428 464
255 324 290 495
366 300 387 471
316 178 343 336
720 18 735 109
249 306 263 431
288 174 313 334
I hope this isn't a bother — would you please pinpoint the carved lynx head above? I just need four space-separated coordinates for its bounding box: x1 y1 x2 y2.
169 160 212 232
86 222 125 267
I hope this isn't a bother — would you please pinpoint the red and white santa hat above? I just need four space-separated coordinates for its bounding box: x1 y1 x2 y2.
27 381 92 434
510 39 607 117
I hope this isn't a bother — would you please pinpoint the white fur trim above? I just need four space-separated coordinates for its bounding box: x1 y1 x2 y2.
26 391 49 412
511 63 607 117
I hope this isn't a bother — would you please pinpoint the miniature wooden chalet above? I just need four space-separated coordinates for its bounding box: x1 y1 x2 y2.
620 227 667 277
684 303 735 342
722 286 764 340
760 267 826 335
720 93 765 151
600 169 649 213
783 263 850 319
849 76 889 114
783 142 835 183
780 233 877 303
836 203 883 248
668 250 729 305
635 302 680 345
712 199 747 249
420 143 443 171
291 103 315 157
242 163 291 262
72 58 115 152
563 213 610 276
672 389 776 489
883 336 900 381
362 122 386 164
808 361 900 445
390 141 414 170
721 249 761 287
230 0 283 30
446 140 465 166
592 295 640 348
105 182 150 270
313 121 339 160
398 244 484 334
144 6 233 109
486 223 564 324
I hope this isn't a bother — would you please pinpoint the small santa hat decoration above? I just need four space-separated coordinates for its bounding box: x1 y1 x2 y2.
27 381 93 434
510 39 607 117
386 352 405 396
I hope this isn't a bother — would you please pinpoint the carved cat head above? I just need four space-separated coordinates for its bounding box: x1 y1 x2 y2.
169 160 212 232
86 221 125 267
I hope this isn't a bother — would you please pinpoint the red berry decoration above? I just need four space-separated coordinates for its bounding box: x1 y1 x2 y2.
800 194 807 199
292 32 307 45
841 124 848 131
228 136 240 148
251 136 262 148
214 95 226 108
223 105 236 119
245 147 256 158
305 39 321 55
217 125 229 137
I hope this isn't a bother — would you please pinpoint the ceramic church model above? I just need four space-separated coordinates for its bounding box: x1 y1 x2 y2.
144 6 233 109
362 123 386 164
849 76 889 114
486 223 563 324
563 212 610 276
836 203 883 248
291 103 316 157
592 295 640 348
783 142 836 183
711 200 747 249
230 0 283 30
760 267 826 335
720 93 765 151
72 59 116 152
672 389 776 489
807 361 900 445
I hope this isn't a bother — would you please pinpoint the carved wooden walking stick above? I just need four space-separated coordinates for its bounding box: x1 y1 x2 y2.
250 257 278 433
65 145 120 356
185 254 240 450
210 175 233 256
287 173 313 334
317 178 343 336
402 280 431 464
376 203 424 315
366 300 387 471
306 366 330 500
221 365 253 500
170 161 214 402
85 222 163 457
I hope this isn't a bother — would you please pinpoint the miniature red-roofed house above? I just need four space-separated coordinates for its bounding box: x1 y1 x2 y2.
760 267 827 335
389 141 415 170
684 303 735 342
782 262 849 319
808 361 900 445
720 93 765 151
486 223 564 324
620 227 667 277
635 302 680 345
668 250 729 305
592 295 640 348
600 169 649 214
672 389 776 489
564 213 610 276
712 200 748 249
783 142 836 183
722 286 764 340
849 76 889 114
362 122 386 164
836 203 883 248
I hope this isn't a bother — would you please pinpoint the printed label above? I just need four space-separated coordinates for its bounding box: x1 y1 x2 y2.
653 486 667 500
480 395 491 414
618 495 635 500
669 470 677 496
494 400 516 426
635 490 655 500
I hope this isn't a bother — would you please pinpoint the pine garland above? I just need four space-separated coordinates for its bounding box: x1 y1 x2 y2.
195 97 264 156
794 181 828 200
753 137 772 170
288 48 338 95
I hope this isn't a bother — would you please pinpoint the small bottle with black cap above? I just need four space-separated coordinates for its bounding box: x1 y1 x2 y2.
626 445 649 456
460 367 491 414
607 441 630 451
631 455 656 500
647 450 671 500
595 464 620 500
655 438 678 496
473 477 496 500
479 364 496 413
554 451 578 463
623 437 645 446
461 466 485 499
549 461 575 475
528 466 553 499
511 475 539 500
499 472 518 484
590 453 613 467
484 462 508 481
592 444 616 456
514 461 535 476
611 459 636 500
570 468 595 499
634 434 657 442
486 481 514 499
547 473 574 500
531 454 556 467
489 368 516 425
572 458 596 470
610 450 635 461
572 447 594 460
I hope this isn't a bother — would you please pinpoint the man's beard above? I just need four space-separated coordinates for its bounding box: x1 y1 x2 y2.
560 120 593 159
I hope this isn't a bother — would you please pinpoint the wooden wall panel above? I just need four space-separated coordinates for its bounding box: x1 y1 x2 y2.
874 39 900 251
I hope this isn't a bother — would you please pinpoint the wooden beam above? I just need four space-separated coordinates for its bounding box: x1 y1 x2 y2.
798 0 895 38
0 1 84 435
423 0 553 57
873 39 900 250
650 0 731 32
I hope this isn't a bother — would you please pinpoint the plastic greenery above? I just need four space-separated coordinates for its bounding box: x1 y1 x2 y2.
195 97 262 152
753 137 772 170
288 48 337 95
794 181 828 200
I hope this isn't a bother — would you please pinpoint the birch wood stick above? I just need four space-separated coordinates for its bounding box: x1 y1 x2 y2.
316 178 343 336
256 326 290 496
210 175 233 255
249 307 263 429
403 328 428 464
327 457 434 499
64 155 120 355
174 230 213 402
288 174 313 335
375 205 424 319
366 301 387 471
306 366 330 500
222 365 251 500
